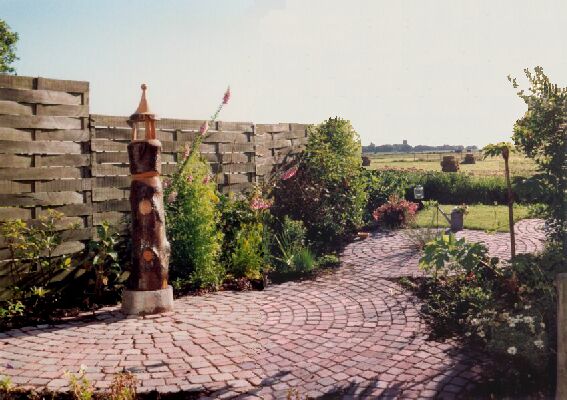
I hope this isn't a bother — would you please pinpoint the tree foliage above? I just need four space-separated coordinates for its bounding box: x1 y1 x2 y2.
0 19 18 74
509 67 567 256
273 117 367 248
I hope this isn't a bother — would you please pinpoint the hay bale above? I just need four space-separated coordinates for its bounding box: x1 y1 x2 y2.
441 155 459 172
362 156 371 167
462 153 476 164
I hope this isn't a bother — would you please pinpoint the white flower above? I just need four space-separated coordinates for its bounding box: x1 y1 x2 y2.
465 332 471 337
524 304 532 310
79 364 87 373
540 322 546 328
508 322 516 328
507 346 517 355
533 340 544 349
477 330 485 338
523 316 534 324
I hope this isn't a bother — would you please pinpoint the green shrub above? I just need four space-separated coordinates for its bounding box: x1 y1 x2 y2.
403 171 510 204
273 217 315 276
372 195 419 228
273 117 367 248
83 222 123 301
230 222 265 280
291 248 316 273
363 169 409 223
316 253 340 268
218 189 273 281
417 235 557 396
165 148 224 290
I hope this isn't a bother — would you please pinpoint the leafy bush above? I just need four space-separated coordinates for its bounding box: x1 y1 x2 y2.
363 169 408 223
372 196 418 228
285 248 316 274
316 253 340 268
273 117 367 249
273 217 316 276
416 235 557 396
83 222 123 300
402 171 512 204
0 211 75 326
230 222 266 280
218 189 273 282
165 147 224 290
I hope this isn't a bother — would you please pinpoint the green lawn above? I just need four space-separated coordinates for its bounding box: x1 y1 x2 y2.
413 204 531 232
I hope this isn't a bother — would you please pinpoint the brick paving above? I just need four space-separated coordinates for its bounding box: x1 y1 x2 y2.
0 219 545 399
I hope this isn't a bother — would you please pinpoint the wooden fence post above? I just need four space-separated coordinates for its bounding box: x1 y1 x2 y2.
557 273 567 399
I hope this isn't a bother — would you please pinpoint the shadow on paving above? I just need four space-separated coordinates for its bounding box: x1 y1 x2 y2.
0 308 128 339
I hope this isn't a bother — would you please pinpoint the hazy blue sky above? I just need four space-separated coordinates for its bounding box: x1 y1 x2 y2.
2 0 566 146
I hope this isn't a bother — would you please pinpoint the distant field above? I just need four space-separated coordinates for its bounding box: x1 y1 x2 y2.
365 151 537 177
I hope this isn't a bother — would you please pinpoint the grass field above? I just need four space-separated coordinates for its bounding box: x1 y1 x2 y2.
413 204 531 232
365 151 537 177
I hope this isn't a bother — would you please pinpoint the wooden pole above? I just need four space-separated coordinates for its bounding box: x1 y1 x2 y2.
127 140 170 291
557 273 567 399
125 85 170 291
503 148 516 259
121 85 173 315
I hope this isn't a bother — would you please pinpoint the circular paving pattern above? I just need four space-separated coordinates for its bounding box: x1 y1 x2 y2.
0 219 545 399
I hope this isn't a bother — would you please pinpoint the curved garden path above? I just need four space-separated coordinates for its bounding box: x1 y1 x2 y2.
0 220 545 399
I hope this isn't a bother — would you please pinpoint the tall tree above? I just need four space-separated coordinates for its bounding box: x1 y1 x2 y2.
0 19 19 74
509 67 567 258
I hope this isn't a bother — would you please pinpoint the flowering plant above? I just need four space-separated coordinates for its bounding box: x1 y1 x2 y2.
372 195 419 228
164 86 230 290
452 203 469 214
416 236 557 395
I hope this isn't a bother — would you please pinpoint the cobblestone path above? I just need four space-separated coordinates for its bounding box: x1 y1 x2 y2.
0 220 545 399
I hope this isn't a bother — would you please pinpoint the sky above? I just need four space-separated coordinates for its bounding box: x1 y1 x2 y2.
2 0 566 146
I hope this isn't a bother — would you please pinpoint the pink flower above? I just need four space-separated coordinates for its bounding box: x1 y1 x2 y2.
199 121 209 136
223 86 231 105
187 175 193 183
183 144 190 159
167 191 178 203
281 166 298 181
250 197 271 211
203 175 211 184
163 178 171 189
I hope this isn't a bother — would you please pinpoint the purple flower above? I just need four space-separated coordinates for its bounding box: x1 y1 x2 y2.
199 121 209 136
281 166 298 181
222 86 231 105
250 197 271 210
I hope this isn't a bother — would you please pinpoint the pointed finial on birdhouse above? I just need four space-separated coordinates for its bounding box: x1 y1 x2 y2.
135 83 153 115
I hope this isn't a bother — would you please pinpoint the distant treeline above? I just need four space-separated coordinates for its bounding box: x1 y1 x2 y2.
362 143 479 153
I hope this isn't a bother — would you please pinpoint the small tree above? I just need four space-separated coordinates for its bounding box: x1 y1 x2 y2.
483 142 516 259
0 19 18 74
273 117 367 248
509 67 567 259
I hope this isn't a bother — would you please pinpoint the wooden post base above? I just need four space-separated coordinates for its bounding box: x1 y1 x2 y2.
121 286 174 315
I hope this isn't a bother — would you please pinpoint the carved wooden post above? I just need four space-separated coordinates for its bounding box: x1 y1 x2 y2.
121 84 173 315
